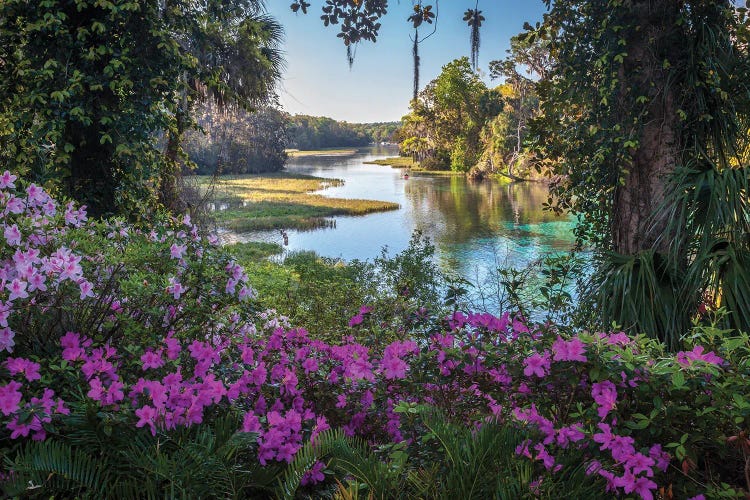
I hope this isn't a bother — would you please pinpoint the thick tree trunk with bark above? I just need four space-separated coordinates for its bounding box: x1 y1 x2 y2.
612 0 682 255
160 111 187 213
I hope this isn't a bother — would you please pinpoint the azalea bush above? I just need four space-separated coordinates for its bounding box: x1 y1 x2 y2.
0 173 748 499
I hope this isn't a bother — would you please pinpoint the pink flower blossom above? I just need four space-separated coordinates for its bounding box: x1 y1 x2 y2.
348 313 364 327
0 301 11 327
0 381 23 415
241 412 261 433
551 336 587 362
78 280 95 299
6 279 28 301
141 350 164 370
0 327 15 352
523 351 550 378
169 243 186 259
4 224 21 246
0 171 17 189
135 405 158 435
4 357 41 381
591 380 617 419
676 345 723 366
300 460 326 486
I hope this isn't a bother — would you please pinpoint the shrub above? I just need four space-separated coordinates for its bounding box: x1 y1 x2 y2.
0 172 748 499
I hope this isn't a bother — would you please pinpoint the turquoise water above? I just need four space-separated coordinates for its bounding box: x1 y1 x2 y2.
226 146 578 309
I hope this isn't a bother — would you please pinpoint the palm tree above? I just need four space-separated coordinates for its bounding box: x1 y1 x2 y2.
161 0 285 211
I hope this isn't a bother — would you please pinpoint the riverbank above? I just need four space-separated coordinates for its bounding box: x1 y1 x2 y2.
192 172 399 231
364 156 464 176
285 148 358 157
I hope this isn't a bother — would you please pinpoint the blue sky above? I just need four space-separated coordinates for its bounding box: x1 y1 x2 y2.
267 1 548 123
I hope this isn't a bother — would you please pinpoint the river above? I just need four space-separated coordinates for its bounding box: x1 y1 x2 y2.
227 146 578 308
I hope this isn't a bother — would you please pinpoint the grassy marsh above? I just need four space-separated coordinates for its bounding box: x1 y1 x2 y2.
364 156 418 168
192 173 399 231
365 156 465 176
285 148 358 157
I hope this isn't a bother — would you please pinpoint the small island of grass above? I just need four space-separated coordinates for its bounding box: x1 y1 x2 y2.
285 148 359 157
365 156 466 176
192 172 399 231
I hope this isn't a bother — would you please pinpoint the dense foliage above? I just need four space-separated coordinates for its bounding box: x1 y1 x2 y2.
0 174 748 499
0 0 283 217
397 58 503 172
286 115 399 150
529 0 750 347
183 104 288 175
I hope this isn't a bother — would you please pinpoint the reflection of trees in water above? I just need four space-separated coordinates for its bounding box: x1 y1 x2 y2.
404 177 564 246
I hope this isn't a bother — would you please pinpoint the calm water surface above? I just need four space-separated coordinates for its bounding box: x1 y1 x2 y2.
227 146 577 302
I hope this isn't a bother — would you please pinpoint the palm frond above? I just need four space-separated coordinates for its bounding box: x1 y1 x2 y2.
2 440 104 497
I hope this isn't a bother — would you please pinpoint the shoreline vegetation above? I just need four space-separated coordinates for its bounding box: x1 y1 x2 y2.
364 156 463 177
285 148 359 157
192 171 399 232
365 156 507 180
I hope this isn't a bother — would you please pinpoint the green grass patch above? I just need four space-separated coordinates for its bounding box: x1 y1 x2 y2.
285 148 359 157
365 156 418 168
225 241 283 261
411 170 465 177
190 172 399 231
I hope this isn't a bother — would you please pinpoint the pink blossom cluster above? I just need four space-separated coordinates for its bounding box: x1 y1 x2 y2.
0 173 731 498
0 173 90 352
0 356 69 440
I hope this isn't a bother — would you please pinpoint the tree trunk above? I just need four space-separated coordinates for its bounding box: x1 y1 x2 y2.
612 0 681 255
160 111 187 213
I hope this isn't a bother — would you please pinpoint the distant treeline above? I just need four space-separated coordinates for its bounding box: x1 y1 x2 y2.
183 106 399 175
286 115 399 150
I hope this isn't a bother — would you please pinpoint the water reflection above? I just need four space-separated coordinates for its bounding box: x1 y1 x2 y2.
228 147 577 299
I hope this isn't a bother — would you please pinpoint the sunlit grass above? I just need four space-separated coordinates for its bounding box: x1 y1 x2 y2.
365 156 465 176
365 156 418 168
191 173 399 231
225 241 284 261
285 148 359 157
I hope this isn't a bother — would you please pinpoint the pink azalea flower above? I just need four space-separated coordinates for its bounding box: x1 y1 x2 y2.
552 336 587 362
381 353 408 379
3 224 21 246
5 196 24 214
6 279 28 301
676 345 724 366
167 278 185 300
78 280 95 299
238 286 255 301
300 461 326 486
141 350 164 370
0 300 11 327
0 327 14 352
348 313 364 327
0 380 23 415
169 243 186 259
28 272 47 292
135 405 158 435
523 351 551 378
242 412 261 433
591 380 617 419
4 357 41 381
0 171 17 189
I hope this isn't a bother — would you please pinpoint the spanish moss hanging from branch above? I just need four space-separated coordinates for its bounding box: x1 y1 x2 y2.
463 4 485 71
412 30 420 100
407 2 436 100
